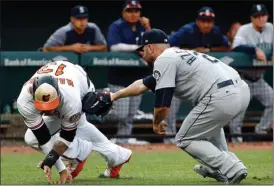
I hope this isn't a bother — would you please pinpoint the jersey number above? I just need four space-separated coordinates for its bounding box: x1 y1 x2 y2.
37 63 66 76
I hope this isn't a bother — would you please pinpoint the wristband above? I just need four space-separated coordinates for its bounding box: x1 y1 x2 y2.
40 150 60 170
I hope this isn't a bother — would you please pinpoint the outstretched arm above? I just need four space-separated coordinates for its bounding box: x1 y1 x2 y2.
111 79 150 101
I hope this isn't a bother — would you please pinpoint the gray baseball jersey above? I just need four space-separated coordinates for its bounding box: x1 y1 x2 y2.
44 23 106 47
153 47 240 104
152 47 250 179
233 22 273 56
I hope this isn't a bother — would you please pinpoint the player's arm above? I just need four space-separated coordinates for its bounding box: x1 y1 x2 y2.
152 57 177 135
231 26 257 54
111 75 155 102
85 23 107 52
17 102 67 173
42 27 71 52
108 23 139 52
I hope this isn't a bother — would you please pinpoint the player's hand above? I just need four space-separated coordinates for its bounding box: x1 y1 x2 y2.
55 169 72 184
153 121 168 135
194 47 210 53
140 17 151 30
256 48 267 63
37 161 52 184
70 43 88 54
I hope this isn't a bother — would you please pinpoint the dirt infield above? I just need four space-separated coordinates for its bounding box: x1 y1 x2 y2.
1 142 272 154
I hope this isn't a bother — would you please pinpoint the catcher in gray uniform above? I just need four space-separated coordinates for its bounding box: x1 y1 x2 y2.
111 29 250 184
230 4 273 137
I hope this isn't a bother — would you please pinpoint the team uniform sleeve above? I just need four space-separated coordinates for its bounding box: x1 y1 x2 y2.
90 23 107 45
154 57 177 90
153 57 177 108
17 101 44 130
107 23 121 46
143 75 156 92
43 27 67 47
232 26 248 48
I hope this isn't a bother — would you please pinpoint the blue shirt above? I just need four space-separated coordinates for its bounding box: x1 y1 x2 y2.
44 23 106 47
169 22 229 48
107 18 146 46
107 18 150 87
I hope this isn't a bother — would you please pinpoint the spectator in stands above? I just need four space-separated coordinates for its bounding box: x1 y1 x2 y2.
229 4 273 141
107 0 151 145
169 6 230 52
226 21 242 47
43 5 107 53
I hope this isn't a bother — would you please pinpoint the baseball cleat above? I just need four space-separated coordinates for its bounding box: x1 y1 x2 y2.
99 153 132 178
66 158 88 179
229 169 247 184
194 165 228 183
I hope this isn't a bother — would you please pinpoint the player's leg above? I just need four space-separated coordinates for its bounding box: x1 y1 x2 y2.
193 128 230 182
24 116 61 151
176 81 250 184
108 84 130 144
76 114 132 178
252 79 273 133
62 137 93 179
164 96 181 144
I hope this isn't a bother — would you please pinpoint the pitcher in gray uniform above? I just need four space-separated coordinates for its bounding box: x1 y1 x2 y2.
111 29 250 184
230 4 273 137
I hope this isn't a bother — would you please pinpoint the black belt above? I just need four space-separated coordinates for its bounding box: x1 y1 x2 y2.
217 80 234 89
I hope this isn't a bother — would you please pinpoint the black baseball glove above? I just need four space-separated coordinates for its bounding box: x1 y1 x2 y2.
82 91 113 116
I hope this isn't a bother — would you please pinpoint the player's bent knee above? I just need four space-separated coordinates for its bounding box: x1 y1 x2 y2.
24 129 39 148
175 135 190 148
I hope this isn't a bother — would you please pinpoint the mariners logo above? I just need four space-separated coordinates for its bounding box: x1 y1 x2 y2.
153 70 161 81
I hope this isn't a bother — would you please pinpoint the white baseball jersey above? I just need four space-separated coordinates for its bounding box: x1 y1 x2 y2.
153 48 240 104
17 61 95 131
232 22 273 55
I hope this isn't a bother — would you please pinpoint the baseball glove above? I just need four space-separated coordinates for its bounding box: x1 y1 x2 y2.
82 91 113 116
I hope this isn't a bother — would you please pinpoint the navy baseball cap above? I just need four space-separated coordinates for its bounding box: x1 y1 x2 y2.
251 4 268 17
123 0 142 11
197 6 215 21
71 5 89 18
136 29 169 51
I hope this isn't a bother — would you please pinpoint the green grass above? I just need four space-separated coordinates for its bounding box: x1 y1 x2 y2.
1 150 272 185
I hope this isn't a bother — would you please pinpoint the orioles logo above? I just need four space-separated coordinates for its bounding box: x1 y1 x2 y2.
42 94 51 102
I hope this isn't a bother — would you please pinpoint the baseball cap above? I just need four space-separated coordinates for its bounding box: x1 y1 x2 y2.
123 0 142 11
71 5 89 18
33 75 60 111
251 4 268 17
136 29 169 51
197 6 215 21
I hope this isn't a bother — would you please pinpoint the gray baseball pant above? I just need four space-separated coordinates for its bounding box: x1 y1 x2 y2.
176 79 250 179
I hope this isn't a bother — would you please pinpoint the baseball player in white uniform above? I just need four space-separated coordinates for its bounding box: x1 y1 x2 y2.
111 29 250 184
17 61 132 184
230 4 273 138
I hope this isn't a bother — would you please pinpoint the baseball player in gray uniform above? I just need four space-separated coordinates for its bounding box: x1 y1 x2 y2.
111 29 250 184
230 4 273 138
